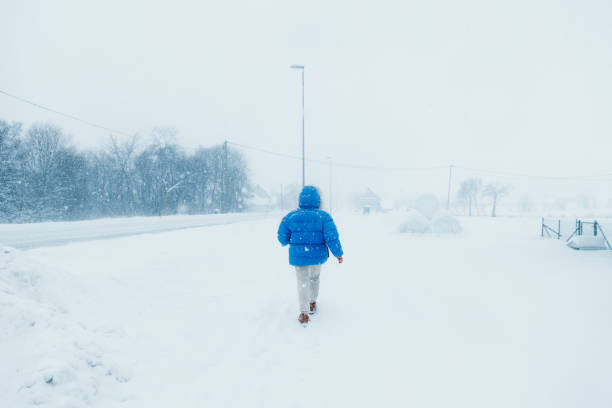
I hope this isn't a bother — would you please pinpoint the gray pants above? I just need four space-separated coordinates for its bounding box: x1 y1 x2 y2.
295 265 322 313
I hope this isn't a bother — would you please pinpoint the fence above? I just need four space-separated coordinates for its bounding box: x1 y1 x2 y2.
565 220 612 249
541 218 561 239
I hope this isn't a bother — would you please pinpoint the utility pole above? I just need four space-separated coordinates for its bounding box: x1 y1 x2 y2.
447 164 454 210
290 65 305 187
327 157 333 213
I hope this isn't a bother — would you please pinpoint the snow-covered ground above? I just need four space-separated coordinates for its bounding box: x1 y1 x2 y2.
2 213 612 407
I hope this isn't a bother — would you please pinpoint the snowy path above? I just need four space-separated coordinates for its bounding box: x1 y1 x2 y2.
0 212 274 249
4 213 612 407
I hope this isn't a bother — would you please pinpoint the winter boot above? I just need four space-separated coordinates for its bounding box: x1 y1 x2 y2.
298 313 309 325
309 301 317 315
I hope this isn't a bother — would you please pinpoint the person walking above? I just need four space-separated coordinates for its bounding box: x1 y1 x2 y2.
277 186 344 325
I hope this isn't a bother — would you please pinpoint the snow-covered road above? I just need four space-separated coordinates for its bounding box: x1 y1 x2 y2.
0 213 274 249
2 213 612 407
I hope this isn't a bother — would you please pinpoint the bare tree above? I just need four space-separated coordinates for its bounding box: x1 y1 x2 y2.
483 183 510 217
22 123 66 179
108 135 139 214
151 126 178 147
456 178 482 216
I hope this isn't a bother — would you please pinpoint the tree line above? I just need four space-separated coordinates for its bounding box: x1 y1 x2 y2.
0 120 250 223
456 178 510 217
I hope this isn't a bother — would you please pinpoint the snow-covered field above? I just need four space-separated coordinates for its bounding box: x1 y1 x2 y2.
2 213 612 407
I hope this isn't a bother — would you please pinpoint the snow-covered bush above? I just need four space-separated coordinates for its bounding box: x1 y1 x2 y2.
431 213 462 234
414 194 440 220
399 210 431 234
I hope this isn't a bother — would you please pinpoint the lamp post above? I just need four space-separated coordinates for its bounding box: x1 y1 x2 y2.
327 156 333 213
290 64 305 187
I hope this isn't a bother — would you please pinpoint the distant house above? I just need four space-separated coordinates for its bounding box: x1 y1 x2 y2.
350 188 382 213
248 185 274 212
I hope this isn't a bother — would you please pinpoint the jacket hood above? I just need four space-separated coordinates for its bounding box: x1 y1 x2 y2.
299 186 320 209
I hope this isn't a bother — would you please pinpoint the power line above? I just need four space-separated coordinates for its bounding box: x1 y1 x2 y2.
227 141 304 161
4 88 611 181
0 88 133 137
227 141 447 172
454 166 612 181
228 141 612 181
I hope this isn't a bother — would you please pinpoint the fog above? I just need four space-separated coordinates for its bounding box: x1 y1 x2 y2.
3 0 612 214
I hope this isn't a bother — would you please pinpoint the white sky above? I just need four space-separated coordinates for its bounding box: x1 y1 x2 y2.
2 0 612 203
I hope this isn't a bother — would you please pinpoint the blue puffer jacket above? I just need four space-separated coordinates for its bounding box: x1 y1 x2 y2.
278 186 344 266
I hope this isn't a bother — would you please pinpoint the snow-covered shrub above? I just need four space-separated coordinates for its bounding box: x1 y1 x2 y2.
399 210 431 234
414 194 440 220
431 213 462 234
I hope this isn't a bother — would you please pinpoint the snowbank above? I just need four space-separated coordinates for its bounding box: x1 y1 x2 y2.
0 246 128 407
566 235 609 250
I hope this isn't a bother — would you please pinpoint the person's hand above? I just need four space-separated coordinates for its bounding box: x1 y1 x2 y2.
337 256 344 264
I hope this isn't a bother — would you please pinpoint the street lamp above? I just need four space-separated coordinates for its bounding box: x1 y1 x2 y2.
290 64 305 187
327 156 332 213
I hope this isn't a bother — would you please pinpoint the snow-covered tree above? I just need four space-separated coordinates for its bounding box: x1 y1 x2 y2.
135 141 186 215
0 119 251 222
0 120 22 221
18 123 87 221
